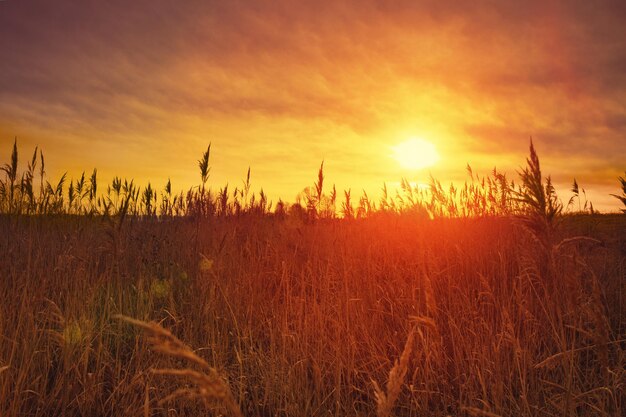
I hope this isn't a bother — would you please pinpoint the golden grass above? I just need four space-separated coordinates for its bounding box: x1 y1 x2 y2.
0 140 624 416
116 315 242 417
0 213 623 416
372 325 415 417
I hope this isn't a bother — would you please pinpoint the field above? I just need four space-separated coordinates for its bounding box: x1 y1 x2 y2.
0 143 624 416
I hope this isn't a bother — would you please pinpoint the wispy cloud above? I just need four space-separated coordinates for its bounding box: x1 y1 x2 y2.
1 0 625 209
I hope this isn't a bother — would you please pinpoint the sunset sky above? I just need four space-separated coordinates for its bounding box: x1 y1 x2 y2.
1 0 625 210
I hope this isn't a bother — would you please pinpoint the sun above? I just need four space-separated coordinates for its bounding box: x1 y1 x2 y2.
392 137 440 170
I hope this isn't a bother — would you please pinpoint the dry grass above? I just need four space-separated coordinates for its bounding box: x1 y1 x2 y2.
0 213 623 416
116 315 242 417
0 140 624 416
372 325 415 417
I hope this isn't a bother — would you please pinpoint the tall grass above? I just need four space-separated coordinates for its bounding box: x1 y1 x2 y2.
0 139 612 221
611 172 626 213
0 138 623 416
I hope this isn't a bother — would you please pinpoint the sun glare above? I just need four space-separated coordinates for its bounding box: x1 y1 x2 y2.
392 138 440 170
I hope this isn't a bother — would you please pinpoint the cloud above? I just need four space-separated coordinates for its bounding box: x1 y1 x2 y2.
0 0 625 209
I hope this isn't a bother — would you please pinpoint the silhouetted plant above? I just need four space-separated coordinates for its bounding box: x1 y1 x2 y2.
342 189 354 219
610 172 626 213
1 138 18 213
514 139 562 248
0 138 611 221
198 144 211 191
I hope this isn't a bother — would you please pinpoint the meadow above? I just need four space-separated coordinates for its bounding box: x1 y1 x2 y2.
0 141 624 416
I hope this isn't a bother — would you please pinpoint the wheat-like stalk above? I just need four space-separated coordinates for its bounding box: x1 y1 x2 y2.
115 315 242 417
372 325 416 417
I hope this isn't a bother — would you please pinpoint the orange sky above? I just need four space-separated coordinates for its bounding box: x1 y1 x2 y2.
1 0 625 211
